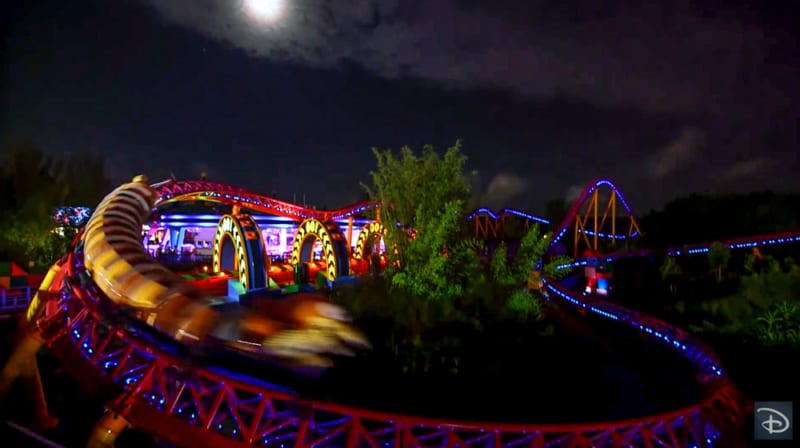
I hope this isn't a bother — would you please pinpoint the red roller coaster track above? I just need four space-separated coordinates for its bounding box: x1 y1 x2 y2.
11 177 780 447
38 253 745 448
153 179 374 222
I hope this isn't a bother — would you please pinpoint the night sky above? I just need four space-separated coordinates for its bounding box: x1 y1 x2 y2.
2 0 798 213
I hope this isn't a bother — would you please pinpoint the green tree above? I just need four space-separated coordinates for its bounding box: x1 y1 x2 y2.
363 142 471 300
708 241 731 283
0 140 110 267
1 140 66 218
744 254 757 273
659 256 682 297
491 225 571 319
739 256 800 307
391 201 471 300
62 150 112 206
339 142 577 374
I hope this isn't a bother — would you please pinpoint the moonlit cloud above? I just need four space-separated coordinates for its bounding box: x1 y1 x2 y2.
480 172 528 208
141 0 791 115
650 128 706 178
718 156 782 181
563 181 616 209
564 184 586 204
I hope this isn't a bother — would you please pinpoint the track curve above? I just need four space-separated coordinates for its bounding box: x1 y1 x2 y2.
549 178 640 249
79 178 368 371
554 229 800 271
33 246 746 447
19 177 755 447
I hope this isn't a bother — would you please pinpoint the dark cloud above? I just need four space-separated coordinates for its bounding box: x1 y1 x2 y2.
2 0 797 212
142 0 798 116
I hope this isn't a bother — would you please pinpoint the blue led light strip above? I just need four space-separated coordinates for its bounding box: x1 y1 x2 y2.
541 277 727 444
465 207 550 225
542 279 724 378
552 231 800 270
666 232 800 256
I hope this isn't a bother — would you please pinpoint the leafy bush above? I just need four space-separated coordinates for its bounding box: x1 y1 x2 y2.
337 142 573 375
756 302 800 348
708 241 731 283
691 256 800 346
0 217 76 267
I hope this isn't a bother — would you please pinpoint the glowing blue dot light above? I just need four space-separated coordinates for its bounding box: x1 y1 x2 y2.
665 233 800 257
543 178 649 249
465 207 550 224
542 279 725 378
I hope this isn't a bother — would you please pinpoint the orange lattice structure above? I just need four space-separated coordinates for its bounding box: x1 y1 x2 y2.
548 179 641 257
468 208 551 240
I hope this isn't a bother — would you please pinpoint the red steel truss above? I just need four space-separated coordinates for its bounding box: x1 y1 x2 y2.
152 179 374 222
29 251 746 448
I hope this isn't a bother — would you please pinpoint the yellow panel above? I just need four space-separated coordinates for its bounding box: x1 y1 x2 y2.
105 258 135 279
85 229 109 248
125 280 167 309
89 248 119 271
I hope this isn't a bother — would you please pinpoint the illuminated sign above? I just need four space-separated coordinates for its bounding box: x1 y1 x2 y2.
354 220 384 260
212 214 268 291
290 218 348 280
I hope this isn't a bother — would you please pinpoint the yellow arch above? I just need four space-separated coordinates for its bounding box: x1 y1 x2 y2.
354 220 384 260
290 218 349 281
212 215 252 290
26 262 62 323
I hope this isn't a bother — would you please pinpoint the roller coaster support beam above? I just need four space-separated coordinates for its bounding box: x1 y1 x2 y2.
593 188 599 251
571 181 640 257
0 328 55 429
611 191 616 248
0 261 65 429
86 411 131 448
346 215 354 257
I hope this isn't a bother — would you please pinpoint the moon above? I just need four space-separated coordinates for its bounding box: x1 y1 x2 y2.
244 0 284 22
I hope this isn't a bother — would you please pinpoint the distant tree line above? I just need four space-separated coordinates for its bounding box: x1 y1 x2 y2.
0 138 111 267
640 191 800 246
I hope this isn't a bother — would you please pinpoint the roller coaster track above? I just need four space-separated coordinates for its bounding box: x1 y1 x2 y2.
555 229 800 271
467 179 641 256
17 177 800 447
153 180 374 222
